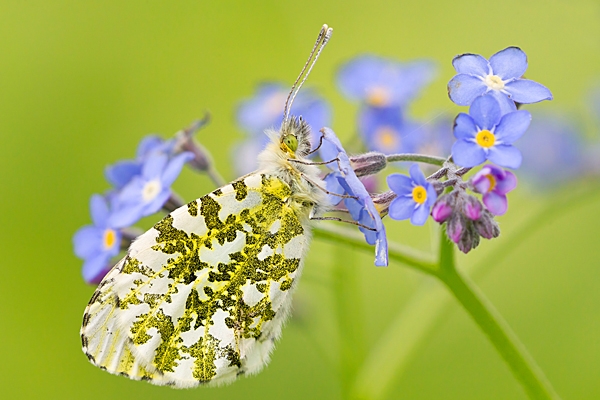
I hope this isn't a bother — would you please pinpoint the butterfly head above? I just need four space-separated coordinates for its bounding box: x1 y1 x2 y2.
279 116 312 159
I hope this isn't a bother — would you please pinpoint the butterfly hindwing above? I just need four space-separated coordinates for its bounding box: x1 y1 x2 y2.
81 173 311 387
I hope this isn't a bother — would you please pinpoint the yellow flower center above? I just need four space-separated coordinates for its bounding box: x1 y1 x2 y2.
103 229 116 249
486 174 497 191
367 86 391 107
142 179 162 202
412 185 427 204
376 126 399 150
485 74 505 90
476 129 496 148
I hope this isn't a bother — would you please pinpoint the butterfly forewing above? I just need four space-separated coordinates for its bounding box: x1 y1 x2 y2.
81 173 311 387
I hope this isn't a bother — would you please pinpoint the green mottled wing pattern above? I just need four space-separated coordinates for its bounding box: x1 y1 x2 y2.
81 173 311 387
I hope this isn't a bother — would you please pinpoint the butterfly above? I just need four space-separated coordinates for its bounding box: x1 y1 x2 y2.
80 24 334 387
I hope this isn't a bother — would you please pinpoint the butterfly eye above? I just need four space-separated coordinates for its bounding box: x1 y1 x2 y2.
283 135 298 152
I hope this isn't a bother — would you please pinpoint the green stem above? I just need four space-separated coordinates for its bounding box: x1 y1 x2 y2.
386 153 446 166
437 237 561 400
313 224 437 275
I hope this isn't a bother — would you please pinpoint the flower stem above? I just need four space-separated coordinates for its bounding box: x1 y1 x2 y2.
436 236 561 400
386 153 446 166
313 224 437 274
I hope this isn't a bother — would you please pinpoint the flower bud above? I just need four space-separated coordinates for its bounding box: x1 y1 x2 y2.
464 195 482 221
474 210 500 239
446 213 464 243
350 152 387 177
432 196 453 222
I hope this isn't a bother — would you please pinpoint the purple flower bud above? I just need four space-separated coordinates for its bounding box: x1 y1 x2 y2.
447 213 464 243
474 210 500 239
432 197 453 222
464 195 482 221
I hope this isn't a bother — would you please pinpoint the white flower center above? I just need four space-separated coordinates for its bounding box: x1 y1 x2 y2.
142 179 162 202
484 74 505 90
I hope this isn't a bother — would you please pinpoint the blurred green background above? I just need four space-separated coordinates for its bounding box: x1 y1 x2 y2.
2 1 600 399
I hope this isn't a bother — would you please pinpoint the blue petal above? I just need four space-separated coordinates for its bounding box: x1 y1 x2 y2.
486 90 517 115
105 161 141 189
137 135 166 159
494 110 531 144
452 53 489 76
344 197 364 221
388 59 438 106
337 55 385 102
162 151 193 187
410 204 430 226
409 164 427 187
448 74 486 106
386 173 413 196
452 140 487 168
237 83 285 135
108 201 144 228
505 79 553 104
453 113 477 140
425 184 438 208
469 95 501 130
388 196 415 220
144 189 171 216
319 127 345 164
324 173 346 206
90 194 109 227
489 47 527 80
82 254 110 284
73 226 103 259
488 145 522 169
142 154 168 179
358 106 406 154
374 228 389 267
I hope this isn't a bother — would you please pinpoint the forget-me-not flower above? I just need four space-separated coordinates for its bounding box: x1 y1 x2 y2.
387 164 437 226
73 194 122 284
337 55 437 107
448 47 553 114
320 127 388 266
471 165 517 216
358 106 419 154
109 151 193 227
452 95 531 169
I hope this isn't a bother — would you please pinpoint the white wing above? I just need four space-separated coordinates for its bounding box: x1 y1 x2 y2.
81 173 311 387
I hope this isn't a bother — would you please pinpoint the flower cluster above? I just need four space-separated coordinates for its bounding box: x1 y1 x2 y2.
337 55 437 154
73 121 211 283
75 46 555 279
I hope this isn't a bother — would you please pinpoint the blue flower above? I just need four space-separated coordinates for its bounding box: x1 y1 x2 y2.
234 83 331 175
105 135 176 189
518 113 585 189
448 47 553 114
109 151 193 227
358 106 420 154
387 164 438 226
452 95 531 169
73 195 122 284
320 128 388 266
337 55 437 107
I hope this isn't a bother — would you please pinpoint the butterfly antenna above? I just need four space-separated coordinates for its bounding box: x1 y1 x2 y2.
282 24 333 122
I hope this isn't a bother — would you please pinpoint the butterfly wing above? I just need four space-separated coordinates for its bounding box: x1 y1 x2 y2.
81 173 311 387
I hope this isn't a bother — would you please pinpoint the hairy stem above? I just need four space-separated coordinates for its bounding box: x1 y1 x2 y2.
386 153 446 166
